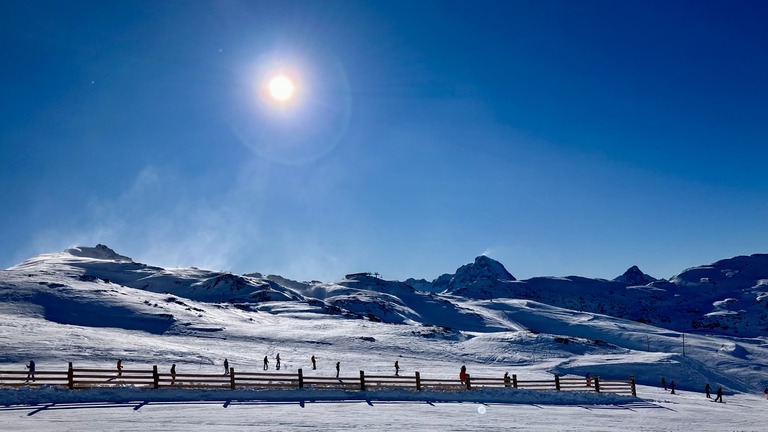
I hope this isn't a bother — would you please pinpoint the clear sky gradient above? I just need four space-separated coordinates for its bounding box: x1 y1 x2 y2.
2 1 767 282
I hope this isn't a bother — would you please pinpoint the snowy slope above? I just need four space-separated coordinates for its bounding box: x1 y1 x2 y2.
1 244 767 406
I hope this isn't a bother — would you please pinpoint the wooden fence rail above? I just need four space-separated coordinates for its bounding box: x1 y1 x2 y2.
0 363 636 397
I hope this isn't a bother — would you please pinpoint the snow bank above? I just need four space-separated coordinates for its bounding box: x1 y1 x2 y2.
0 386 637 406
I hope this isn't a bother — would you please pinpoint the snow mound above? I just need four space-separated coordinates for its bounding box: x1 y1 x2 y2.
65 244 132 262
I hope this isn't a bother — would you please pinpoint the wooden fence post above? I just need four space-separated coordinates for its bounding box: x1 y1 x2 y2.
152 365 159 389
465 373 472 390
554 374 561 391
230 368 236 389
67 362 74 390
594 375 600 393
630 375 636 397
360 370 366 391
512 374 518 388
415 372 421 391
298 368 304 389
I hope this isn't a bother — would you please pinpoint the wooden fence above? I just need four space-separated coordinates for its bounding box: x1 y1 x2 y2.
0 363 636 397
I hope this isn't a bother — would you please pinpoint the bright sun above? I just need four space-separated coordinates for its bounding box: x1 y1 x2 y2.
269 75 294 101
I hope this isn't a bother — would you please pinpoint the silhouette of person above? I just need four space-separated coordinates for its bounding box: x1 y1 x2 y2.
705 383 711 398
224 358 229 375
311 355 316 370
714 386 723 403
335 361 340 378
117 359 123 377
263 356 269 370
395 361 400 376
170 364 176 385
661 377 667 390
26 360 35 381
459 365 467 383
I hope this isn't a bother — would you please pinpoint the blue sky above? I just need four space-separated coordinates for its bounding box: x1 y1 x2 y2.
2 0 768 282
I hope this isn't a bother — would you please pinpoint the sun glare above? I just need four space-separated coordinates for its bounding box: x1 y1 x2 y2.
269 75 294 101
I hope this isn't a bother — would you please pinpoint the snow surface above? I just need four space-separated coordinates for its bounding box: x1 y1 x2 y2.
2 246 767 430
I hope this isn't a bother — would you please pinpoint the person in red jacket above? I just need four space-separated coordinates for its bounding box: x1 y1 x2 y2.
459 365 467 383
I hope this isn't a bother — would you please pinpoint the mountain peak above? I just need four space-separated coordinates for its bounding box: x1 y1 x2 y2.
434 255 516 297
65 244 133 262
614 265 657 286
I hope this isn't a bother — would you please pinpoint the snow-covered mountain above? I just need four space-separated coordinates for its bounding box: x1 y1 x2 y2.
1 245 767 396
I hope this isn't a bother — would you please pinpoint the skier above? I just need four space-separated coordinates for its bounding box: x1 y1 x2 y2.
25 360 35 381
117 359 123 377
276 353 281 370
714 386 723 403
504 372 511 388
395 361 400 376
586 371 591 387
335 361 340 378
459 365 467 383
263 356 269 371
170 364 176 385
661 377 667 390
311 355 316 370
224 358 229 375
705 383 711 398
670 380 675 394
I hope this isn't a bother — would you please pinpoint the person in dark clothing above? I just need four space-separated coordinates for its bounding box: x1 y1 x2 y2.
714 386 723 403
586 372 591 387
764 386 768 400
263 356 269 371
25 360 35 381
661 377 667 390
670 380 675 394
335 361 340 378
311 355 316 370
395 361 400 376
224 359 229 375
170 364 176 385
276 353 281 370
504 372 511 388
705 383 711 398
459 365 467 383
117 359 123 377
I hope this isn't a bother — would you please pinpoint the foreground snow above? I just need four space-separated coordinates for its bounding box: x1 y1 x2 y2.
0 386 765 431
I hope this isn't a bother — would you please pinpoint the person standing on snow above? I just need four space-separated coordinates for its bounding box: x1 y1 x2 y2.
224 359 229 375
25 360 35 381
395 361 400 376
714 386 724 403
504 372 511 388
670 380 676 394
263 356 269 370
170 364 177 385
276 353 281 370
459 365 467 383
661 377 667 390
117 359 123 377
705 383 711 398
335 361 340 378
311 355 316 370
